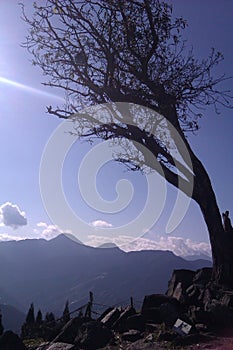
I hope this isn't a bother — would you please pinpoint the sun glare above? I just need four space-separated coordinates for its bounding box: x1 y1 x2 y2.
0 76 64 102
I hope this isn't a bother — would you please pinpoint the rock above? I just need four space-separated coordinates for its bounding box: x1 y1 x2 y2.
121 330 142 342
157 330 177 341
142 294 173 310
145 323 160 332
101 307 121 328
141 307 162 324
112 306 136 332
75 320 112 350
193 268 212 285
34 342 51 350
52 317 88 344
0 330 27 350
172 282 184 302
172 333 213 347
204 299 233 328
159 299 183 327
125 314 145 332
221 291 233 308
141 294 186 326
34 342 50 350
166 269 195 298
45 343 75 350
98 308 114 322
189 305 211 325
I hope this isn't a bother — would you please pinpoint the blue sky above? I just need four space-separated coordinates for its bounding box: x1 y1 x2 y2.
0 0 232 256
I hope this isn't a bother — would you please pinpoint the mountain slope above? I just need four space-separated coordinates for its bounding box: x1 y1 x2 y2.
0 304 25 334
0 234 212 317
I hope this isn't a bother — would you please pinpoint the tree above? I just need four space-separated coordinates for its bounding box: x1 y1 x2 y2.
45 312 55 323
25 303 35 325
21 1 233 286
0 309 4 336
21 303 35 338
36 309 43 324
62 300 70 323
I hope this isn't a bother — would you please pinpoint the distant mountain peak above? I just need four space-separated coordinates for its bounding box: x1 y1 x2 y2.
50 233 83 245
97 242 119 249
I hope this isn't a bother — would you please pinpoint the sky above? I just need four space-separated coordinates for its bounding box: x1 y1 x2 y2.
0 0 232 257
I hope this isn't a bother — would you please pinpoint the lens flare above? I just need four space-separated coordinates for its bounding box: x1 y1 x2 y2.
0 76 64 102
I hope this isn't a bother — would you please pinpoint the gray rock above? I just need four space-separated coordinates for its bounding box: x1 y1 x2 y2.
52 316 88 344
189 305 211 325
101 308 121 328
193 268 212 285
141 307 162 324
46 343 75 350
141 294 185 326
142 294 173 310
121 330 142 342
75 320 112 349
98 308 114 322
125 314 145 332
112 306 136 331
204 299 233 327
166 269 195 298
159 300 183 327
221 292 233 308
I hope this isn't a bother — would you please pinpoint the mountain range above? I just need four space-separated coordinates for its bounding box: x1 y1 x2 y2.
0 234 212 333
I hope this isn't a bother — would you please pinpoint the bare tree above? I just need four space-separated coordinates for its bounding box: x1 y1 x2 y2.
21 0 233 286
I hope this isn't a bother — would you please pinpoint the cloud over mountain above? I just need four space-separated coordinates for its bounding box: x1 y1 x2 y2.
0 232 25 241
86 234 211 258
0 202 27 229
34 222 64 240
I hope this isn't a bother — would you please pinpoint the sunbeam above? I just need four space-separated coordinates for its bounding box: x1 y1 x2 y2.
0 76 65 102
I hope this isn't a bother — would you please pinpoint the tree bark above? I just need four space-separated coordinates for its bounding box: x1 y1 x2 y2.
160 103 233 288
189 149 233 288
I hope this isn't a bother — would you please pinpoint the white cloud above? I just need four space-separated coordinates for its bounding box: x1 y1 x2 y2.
85 234 211 257
0 202 27 229
0 233 26 241
34 222 63 240
86 234 132 248
89 220 113 228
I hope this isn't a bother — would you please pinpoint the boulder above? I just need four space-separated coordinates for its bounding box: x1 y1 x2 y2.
45 343 75 350
157 330 177 341
100 307 121 328
172 333 213 347
189 305 211 325
112 306 136 331
185 284 202 305
125 314 145 332
221 292 233 308
141 307 162 324
142 294 173 310
52 317 88 344
141 294 185 325
159 300 183 327
204 299 233 328
121 329 142 342
0 331 27 350
98 307 114 322
74 320 112 350
166 269 195 298
193 268 212 285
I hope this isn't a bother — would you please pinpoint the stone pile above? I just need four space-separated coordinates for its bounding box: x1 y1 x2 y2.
1 267 233 349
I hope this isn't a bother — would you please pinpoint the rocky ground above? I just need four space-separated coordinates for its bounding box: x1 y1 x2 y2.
1 267 233 350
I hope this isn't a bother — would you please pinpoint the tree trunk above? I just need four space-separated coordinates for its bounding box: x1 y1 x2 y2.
190 151 233 288
158 103 233 288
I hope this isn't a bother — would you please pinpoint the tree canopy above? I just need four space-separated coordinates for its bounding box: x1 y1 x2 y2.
21 0 232 128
